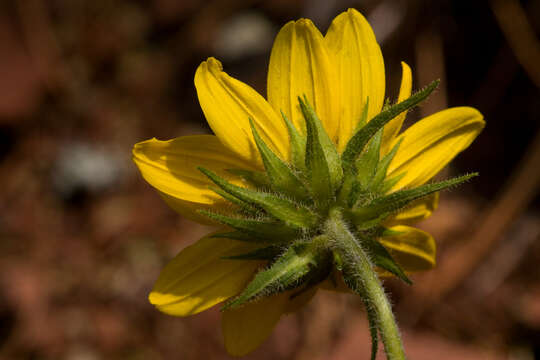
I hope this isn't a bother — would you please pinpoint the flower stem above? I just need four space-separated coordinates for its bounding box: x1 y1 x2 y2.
325 208 406 360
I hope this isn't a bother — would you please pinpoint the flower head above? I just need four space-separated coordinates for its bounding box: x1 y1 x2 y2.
133 8 484 357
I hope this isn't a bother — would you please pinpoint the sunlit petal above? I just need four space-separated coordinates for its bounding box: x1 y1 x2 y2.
388 107 485 188
149 236 261 316
268 19 339 140
325 8 385 150
195 57 289 164
132 135 254 219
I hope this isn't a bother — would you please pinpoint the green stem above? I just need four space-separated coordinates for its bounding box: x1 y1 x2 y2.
325 208 406 360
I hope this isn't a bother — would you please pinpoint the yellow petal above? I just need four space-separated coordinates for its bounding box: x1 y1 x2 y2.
195 57 289 164
222 293 289 356
381 61 412 154
386 193 439 226
324 8 385 151
387 107 485 188
267 19 339 140
379 225 436 272
149 235 261 316
132 135 253 218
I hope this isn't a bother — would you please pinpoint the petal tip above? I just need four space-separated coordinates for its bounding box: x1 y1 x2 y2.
195 57 223 80
296 18 312 25
206 56 222 68
148 291 161 305
400 61 411 71
293 18 318 33
344 7 369 24
277 20 295 34
455 106 486 128
132 137 162 156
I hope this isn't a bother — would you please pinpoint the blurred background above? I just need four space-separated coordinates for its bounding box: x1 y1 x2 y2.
1 0 539 359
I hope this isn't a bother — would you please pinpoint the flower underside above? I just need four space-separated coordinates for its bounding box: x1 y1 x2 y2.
197 80 476 311
131 9 487 358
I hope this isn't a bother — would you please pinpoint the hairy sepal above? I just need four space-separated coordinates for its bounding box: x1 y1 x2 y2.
356 129 382 189
354 97 370 132
362 235 412 284
370 139 402 192
226 168 271 189
222 242 318 310
249 119 310 201
341 136 402 209
379 172 406 195
342 80 440 169
211 187 259 216
202 212 299 243
300 96 343 206
282 111 307 173
351 173 477 224
336 172 356 207
199 167 318 229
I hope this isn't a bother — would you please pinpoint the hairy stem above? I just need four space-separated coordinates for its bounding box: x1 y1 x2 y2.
325 208 406 360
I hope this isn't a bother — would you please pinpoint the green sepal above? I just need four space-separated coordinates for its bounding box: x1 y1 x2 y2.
222 245 283 260
379 172 406 195
362 236 412 284
249 119 310 201
351 173 477 224
210 230 292 243
342 80 440 169
336 170 356 206
299 96 343 205
370 139 402 191
222 242 317 310
356 129 382 189
226 169 271 189
338 171 370 209
201 212 299 243
346 179 370 209
382 97 392 111
354 97 370 132
354 217 384 231
211 187 259 216
291 243 333 289
281 111 307 173
199 167 318 229
289 253 332 301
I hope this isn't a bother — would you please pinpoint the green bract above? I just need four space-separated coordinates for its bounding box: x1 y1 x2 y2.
197 81 476 314
133 9 486 358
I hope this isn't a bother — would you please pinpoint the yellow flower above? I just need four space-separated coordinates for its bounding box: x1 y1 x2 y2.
133 8 484 356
